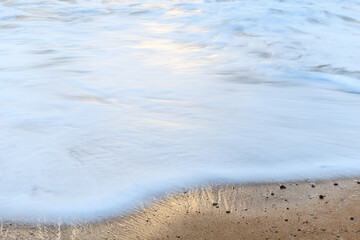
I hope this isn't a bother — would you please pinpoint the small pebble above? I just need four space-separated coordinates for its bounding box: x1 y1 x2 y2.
350 217 354 220
226 210 231 214
285 219 288 222
270 192 274 196
311 184 316 188
319 195 325 199
280 185 286 190
334 183 338 186
322 228 326 231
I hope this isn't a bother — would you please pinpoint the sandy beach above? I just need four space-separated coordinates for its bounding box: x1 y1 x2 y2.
2 0 360 239
1 178 360 239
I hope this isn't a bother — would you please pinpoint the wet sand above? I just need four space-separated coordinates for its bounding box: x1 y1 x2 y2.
1 178 360 239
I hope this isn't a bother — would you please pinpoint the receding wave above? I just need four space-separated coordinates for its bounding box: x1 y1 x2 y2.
0 0 360 223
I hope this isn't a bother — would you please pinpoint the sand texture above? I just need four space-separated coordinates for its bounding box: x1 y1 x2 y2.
1 178 360 239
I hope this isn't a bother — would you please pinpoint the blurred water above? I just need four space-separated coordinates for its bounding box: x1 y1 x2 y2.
0 0 360 222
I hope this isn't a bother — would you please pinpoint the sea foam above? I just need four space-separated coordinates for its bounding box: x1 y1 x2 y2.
0 0 360 223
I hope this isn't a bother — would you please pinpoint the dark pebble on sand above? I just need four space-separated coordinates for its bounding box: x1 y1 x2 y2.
319 195 325 199
280 185 286 189
357 181 360 184
350 217 354 220
213 202 218 206
334 183 338 186
311 184 315 188
176 235 181 238
226 210 231 214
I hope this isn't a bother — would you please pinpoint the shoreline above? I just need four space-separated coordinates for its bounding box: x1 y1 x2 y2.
1 178 360 239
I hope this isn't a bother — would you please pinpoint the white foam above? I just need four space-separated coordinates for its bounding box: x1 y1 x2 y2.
0 0 360 223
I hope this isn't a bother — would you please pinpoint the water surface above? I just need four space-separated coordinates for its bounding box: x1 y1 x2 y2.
1 0 360 222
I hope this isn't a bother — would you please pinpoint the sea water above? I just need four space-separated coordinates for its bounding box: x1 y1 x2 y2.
0 0 360 222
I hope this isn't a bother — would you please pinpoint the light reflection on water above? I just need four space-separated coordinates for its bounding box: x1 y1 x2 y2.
0 0 360 222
